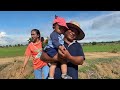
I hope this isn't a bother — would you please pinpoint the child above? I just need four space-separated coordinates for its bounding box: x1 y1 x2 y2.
43 15 72 79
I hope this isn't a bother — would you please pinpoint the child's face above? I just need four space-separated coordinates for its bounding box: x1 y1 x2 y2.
54 24 67 34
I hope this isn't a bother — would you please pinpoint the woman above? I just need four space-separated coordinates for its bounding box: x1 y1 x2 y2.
20 29 49 79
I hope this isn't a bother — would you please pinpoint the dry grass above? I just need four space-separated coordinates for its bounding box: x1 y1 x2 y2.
79 57 120 79
85 52 120 60
0 57 33 79
0 52 120 79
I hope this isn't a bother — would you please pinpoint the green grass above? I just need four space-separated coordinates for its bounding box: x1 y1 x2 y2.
0 43 120 58
83 43 120 52
0 46 27 58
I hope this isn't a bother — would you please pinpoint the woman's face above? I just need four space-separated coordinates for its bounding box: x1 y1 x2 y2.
31 31 39 42
65 29 77 42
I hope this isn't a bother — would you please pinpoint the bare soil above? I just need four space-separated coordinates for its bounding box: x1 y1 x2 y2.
0 52 120 79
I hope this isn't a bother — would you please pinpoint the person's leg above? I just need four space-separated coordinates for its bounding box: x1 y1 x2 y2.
67 66 78 79
48 63 57 79
42 65 49 79
54 65 62 79
34 68 42 79
61 63 67 75
47 53 58 79
61 62 72 79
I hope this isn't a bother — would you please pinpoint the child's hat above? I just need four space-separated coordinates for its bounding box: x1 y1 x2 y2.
53 15 68 29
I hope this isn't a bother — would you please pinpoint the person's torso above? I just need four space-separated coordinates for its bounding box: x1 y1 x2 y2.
44 31 64 49
55 41 84 79
28 42 47 70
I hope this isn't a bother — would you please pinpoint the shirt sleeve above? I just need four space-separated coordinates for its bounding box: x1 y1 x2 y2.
76 43 85 60
50 32 62 48
24 44 31 56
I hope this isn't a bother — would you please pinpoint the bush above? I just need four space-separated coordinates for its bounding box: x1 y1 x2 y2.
110 48 118 53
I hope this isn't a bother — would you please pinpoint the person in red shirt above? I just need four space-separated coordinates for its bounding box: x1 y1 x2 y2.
20 29 49 79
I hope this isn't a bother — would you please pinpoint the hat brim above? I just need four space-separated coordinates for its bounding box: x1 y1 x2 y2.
66 23 85 40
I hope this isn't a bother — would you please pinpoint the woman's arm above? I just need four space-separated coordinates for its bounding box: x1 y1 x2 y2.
20 55 30 74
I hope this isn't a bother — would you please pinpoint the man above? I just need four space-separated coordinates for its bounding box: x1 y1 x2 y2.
40 21 85 79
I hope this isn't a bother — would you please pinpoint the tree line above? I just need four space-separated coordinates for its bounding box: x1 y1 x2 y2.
0 38 120 48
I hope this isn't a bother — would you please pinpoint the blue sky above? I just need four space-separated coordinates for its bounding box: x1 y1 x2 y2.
0 11 120 45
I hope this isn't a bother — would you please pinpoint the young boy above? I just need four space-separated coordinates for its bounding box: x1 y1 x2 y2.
43 15 72 79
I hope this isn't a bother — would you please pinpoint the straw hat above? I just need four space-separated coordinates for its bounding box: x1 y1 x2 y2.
66 21 85 40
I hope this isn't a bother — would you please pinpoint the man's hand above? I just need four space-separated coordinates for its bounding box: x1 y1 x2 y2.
58 48 71 60
58 45 66 51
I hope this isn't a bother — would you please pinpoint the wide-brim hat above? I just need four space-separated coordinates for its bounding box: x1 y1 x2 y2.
66 21 85 40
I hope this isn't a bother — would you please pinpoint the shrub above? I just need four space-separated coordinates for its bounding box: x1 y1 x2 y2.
110 48 118 53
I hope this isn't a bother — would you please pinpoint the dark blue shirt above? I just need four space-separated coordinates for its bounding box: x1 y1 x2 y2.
44 31 64 49
54 41 85 79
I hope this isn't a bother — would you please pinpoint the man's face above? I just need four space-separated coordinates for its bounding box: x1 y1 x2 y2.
65 29 77 42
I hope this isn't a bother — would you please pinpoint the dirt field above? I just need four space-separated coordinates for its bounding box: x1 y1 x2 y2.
0 52 120 79
85 52 120 59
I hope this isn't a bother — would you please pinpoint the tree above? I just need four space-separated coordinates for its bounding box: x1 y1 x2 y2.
6 45 8 47
9 45 12 47
18 44 20 47
92 42 96 45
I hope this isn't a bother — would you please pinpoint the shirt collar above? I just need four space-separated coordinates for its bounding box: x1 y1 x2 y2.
64 40 76 48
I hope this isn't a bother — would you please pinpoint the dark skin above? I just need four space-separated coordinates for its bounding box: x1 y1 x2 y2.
40 29 84 65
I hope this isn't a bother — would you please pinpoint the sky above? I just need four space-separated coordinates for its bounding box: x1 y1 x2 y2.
0 11 120 45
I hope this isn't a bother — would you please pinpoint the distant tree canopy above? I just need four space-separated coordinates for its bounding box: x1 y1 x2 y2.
92 42 97 45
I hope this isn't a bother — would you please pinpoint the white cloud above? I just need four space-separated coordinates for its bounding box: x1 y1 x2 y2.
79 11 120 30
76 11 120 42
90 11 120 30
0 31 30 46
41 11 120 43
0 31 7 38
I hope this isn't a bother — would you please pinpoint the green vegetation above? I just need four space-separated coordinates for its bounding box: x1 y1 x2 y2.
83 43 120 52
0 46 27 58
0 42 120 58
